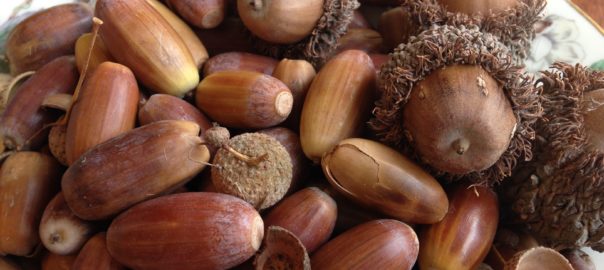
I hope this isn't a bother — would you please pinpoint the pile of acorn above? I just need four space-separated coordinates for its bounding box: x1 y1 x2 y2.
1 0 603 269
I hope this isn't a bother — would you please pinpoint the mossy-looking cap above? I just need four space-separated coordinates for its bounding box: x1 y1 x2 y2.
370 24 541 185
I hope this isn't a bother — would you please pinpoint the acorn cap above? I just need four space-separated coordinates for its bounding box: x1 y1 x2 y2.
402 0 546 64
212 133 293 210
370 24 541 185
503 63 604 251
250 0 360 67
254 226 310 270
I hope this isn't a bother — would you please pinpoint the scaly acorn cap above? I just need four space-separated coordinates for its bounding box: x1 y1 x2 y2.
502 62 604 251
401 0 546 64
370 24 541 185
249 0 360 68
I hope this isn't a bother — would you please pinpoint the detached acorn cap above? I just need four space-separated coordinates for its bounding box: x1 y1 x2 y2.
370 24 541 185
254 226 310 270
402 0 546 64
502 62 604 251
212 132 293 210
248 0 360 67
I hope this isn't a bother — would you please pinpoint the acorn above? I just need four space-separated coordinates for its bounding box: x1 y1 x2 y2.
147 0 209 69
254 226 310 270
0 56 78 151
271 58 316 130
263 187 337 253
138 94 212 133
300 50 376 163
504 247 573 270
0 152 61 256
62 120 210 220
401 0 546 64
378 7 414 52
419 184 499 270
95 0 199 97
72 233 125 270
203 52 278 77
41 252 78 270
74 33 114 76
322 138 448 224
371 25 541 185
311 219 418 270
65 61 139 165
165 0 226 29
238 0 360 67
335 28 384 54
106 192 264 270
48 119 68 166
196 71 293 129
39 192 97 255
208 127 293 210
5 3 92 75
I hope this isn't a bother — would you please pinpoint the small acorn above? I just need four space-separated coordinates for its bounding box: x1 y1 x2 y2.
206 126 293 210
165 0 226 29
271 58 316 130
238 0 360 66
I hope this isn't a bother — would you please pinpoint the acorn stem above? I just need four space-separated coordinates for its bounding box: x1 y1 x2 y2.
453 138 470 156
250 0 263 10
225 145 268 166
49 232 62 244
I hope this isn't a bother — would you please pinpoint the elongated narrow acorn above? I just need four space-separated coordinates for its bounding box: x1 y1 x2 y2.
95 0 199 96
107 192 264 270
73 233 125 270
65 62 139 165
5 3 92 75
196 71 293 129
263 187 337 253
62 120 210 220
322 138 448 224
300 50 376 163
311 219 419 270
0 152 61 256
0 56 78 151
39 192 96 255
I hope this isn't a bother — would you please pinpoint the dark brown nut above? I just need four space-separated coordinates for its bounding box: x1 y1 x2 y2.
166 0 226 29
138 94 212 133
72 233 125 270
203 52 278 77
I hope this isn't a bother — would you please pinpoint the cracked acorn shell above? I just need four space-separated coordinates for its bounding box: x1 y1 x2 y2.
322 138 448 224
239 0 360 67
5 3 92 75
62 120 210 220
371 25 540 185
107 192 264 270
95 0 199 97
501 63 604 251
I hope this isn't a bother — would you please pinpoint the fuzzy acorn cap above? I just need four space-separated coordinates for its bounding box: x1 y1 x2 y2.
370 24 541 185
212 132 293 210
401 0 546 65
503 62 604 251
250 0 360 68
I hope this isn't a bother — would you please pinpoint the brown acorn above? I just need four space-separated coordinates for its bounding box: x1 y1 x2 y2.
203 52 279 77
378 7 414 51
95 0 199 96
106 192 264 270
147 0 209 69
263 187 337 253
165 0 226 29
72 233 125 270
0 152 61 256
62 120 210 220
196 71 293 129
311 219 419 270
48 120 68 166
419 184 499 270
65 61 139 165
74 33 114 76
335 28 384 54
39 192 96 255
138 94 212 133
322 138 448 224
5 3 92 75
0 56 78 151
271 58 316 130
41 252 78 270
300 50 376 163
254 226 310 270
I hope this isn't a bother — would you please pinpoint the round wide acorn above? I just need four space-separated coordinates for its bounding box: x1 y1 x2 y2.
370 24 541 185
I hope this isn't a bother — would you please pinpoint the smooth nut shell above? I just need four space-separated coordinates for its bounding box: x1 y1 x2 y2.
311 219 419 270
107 192 264 270
196 71 293 129
138 94 212 133
379 7 415 51
65 61 139 165
74 33 113 76
42 253 77 270
72 233 125 270
271 58 316 130
62 120 209 220
166 0 226 29
0 152 61 256
322 138 448 224
336 28 384 54
300 50 376 163
6 3 92 75
203 52 278 77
